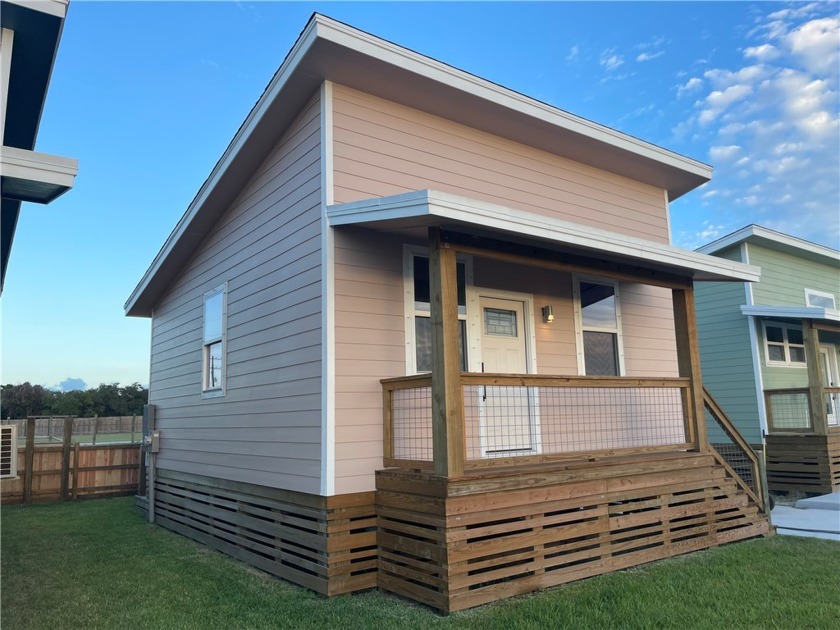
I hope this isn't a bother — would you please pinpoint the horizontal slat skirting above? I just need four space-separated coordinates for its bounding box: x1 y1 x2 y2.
766 433 840 493
151 469 376 596
376 453 770 613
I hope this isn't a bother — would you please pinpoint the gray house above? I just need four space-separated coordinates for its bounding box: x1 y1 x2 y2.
696 225 840 494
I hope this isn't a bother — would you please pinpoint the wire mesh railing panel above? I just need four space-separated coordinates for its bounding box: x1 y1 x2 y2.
463 385 687 461
391 387 433 461
705 408 757 491
765 390 811 431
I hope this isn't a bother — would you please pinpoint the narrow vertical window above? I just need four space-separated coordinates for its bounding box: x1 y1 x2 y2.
203 285 226 394
576 279 623 376
407 251 468 373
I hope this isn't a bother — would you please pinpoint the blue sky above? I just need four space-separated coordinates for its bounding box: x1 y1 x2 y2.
2 1 838 389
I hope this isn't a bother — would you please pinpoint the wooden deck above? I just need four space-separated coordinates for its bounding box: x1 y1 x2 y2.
766 430 840 494
376 451 771 612
147 469 378 596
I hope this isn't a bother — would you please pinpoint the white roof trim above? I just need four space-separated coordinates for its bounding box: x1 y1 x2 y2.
327 190 760 283
740 305 840 323
698 225 840 263
0 145 77 187
5 0 68 19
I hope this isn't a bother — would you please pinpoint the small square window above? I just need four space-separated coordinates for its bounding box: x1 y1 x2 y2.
763 322 806 367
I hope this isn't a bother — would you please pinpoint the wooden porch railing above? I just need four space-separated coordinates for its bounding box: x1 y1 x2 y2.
703 387 766 511
764 388 812 433
382 374 694 471
764 386 840 433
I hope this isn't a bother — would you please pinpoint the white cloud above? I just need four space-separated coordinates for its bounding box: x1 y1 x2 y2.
673 3 839 250
636 51 664 62
698 84 753 124
566 45 580 62
677 77 703 97
599 49 624 71
785 16 840 74
743 43 780 62
708 145 742 161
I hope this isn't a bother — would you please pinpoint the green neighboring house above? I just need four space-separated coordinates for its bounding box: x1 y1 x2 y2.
696 225 840 494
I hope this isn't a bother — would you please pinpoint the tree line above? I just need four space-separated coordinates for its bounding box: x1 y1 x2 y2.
1 382 148 419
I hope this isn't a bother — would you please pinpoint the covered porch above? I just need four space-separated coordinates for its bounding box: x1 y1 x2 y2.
753 311 840 494
328 190 771 612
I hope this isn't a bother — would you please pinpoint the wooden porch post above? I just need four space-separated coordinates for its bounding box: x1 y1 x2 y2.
672 286 708 451
428 227 464 478
802 319 828 435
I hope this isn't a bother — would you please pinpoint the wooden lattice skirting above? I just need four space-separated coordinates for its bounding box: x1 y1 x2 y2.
376 451 771 613
146 469 377 596
766 432 840 494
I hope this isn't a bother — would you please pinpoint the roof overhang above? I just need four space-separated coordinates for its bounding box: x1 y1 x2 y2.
698 225 840 267
740 305 840 323
125 13 714 317
328 190 760 284
0 145 77 203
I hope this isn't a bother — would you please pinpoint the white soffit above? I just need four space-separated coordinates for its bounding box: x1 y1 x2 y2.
327 190 760 283
0 145 78 203
740 305 840 323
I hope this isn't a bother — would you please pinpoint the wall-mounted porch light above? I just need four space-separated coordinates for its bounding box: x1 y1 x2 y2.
542 305 555 323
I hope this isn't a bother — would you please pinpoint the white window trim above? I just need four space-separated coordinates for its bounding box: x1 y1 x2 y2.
805 288 836 310
403 245 473 375
762 321 806 368
202 283 228 397
573 275 626 376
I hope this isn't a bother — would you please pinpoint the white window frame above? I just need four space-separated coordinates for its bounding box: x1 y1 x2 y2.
202 283 227 397
804 288 836 310
762 321 806 368
403 245 473 375
573 275 625 376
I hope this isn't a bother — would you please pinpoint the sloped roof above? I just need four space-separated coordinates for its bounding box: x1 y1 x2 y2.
697 225 840 267
126 13 714 317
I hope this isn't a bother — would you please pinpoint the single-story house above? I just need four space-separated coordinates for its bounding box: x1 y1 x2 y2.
126 14 770 612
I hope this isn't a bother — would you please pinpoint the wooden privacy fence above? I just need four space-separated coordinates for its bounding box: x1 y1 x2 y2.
1 417 141 505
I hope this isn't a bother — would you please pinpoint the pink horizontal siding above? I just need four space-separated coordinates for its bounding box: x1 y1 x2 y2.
331 84 670 242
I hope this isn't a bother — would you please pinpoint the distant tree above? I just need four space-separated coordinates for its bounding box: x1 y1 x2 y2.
2 383 148 418
1 382 49 418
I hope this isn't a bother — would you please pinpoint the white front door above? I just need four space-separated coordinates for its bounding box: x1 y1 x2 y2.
818 346 839 426
478 296 536 456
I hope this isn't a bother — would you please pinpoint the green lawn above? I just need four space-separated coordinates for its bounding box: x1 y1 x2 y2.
2 498 838 629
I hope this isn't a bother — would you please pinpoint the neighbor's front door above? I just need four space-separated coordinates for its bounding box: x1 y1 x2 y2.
818 346 839 426
478 295 536 456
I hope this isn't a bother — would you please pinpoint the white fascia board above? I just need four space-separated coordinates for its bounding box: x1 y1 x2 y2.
124 19 321 315
0 145 78 188
698 224 840 263
5 0 68 19
740 305 840 322
315 16 710 180
327 189 760 283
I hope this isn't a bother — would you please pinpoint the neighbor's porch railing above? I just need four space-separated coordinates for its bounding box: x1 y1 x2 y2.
764 387 840 433
382 374 694 471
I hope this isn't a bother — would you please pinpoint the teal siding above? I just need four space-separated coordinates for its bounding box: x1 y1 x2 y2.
695 277 762 444
747 244 839 308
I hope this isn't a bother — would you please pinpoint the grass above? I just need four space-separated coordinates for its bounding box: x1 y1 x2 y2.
2 498 839 629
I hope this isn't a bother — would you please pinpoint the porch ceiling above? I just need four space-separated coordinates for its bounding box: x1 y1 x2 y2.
327 190 760 283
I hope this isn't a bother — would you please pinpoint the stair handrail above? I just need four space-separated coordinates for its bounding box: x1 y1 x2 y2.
703 387 766 511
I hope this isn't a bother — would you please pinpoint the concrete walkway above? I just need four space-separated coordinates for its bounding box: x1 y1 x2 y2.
770 491 840 541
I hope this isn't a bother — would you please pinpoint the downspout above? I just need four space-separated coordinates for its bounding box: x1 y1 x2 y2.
742 243 768 438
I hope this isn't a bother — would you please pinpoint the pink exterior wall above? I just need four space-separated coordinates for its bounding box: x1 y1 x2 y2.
332 84 671 243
